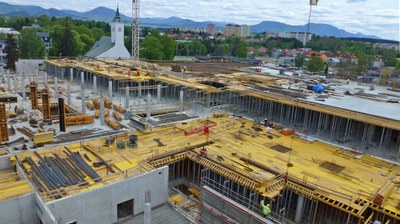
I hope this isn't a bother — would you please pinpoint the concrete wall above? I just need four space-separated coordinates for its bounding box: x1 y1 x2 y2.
15 59 44 74
0 193 38 224
0 155 12 170
97 44 130 60
46 166 169 224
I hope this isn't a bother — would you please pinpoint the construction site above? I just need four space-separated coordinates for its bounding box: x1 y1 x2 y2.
0 56 398 224
0 0 400 223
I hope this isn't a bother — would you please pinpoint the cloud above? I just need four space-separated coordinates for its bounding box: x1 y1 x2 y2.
5 0 400 40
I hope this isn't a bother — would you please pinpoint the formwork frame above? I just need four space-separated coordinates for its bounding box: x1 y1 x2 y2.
30 81 39 110
150 153 400 224
41 89 51 121
0 103 8 142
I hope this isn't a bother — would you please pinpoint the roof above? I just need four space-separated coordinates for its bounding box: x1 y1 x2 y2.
85 36 115 58
37 32 49 38
0 28 20 35
112 6 121 22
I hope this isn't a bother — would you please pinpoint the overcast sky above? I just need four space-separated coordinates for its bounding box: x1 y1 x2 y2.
7 0 400 40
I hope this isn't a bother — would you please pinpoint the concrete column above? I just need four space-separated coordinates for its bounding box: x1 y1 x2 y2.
67 81 71 106
206 93 211 108
7 69 11 90
144 202 151 224
54 77 58 98
13 71 17 93
44 72 48 88
100 94 105 125
35 68 38 82
146 93 151 119
108 79 112 99
93 75 97 91
1 67 4 83
157 84 161 102
81 84 86 114
22 73 26 100
81 71 84 85
70 68 73 81
125 86 129 108
295 195 305 223
179 90 184 112
138 82 142 97
28 65 32 82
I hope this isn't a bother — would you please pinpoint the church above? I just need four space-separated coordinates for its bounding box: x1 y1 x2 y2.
85 6 131 59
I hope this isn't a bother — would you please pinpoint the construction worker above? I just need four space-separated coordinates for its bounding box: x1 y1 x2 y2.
197 147 208 158
200 147 208 157
260 200 271 218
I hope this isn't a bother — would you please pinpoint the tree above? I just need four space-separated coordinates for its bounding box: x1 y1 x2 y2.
19 28 45 59
140 30 175 60
382 49 397 67
356 53 373 74
48 25 64 56
159 35 176 60
59 17 76 57
295 53 305 68
140 36 164 60
306 56 325 73
5 34 18 71
236 41 248 58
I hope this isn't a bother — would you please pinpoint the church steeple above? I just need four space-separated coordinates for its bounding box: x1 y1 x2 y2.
113 4 121 22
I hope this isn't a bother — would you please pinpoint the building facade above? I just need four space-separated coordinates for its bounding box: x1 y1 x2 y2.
206 23 216 35
278 31 312 45
224 24 250 37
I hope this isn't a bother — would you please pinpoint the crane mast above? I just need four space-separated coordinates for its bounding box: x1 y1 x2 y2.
305 0 319 45
132 0 140 63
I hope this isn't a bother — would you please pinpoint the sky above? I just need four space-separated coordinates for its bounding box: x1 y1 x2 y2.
6 0 400 40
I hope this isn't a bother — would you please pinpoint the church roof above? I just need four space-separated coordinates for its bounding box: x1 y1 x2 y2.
84 36 115 58
112 6 121 22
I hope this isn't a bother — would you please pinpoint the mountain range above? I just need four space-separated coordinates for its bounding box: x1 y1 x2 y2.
0 2 381 39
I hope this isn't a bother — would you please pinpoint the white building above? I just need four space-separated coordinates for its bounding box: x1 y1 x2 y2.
279 31 313 45
85 6 130 59
0 28 20 36
224 24 250 37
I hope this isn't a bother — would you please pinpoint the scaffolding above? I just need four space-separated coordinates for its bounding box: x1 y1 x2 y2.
200 168 294 224
0 103 8 142
30 81 38 110
41 89 51 121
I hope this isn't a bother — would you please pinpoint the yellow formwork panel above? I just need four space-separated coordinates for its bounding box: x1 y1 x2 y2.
7 115 400 218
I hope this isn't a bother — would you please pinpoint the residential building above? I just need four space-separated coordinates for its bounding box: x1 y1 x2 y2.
224 24 250 37
37 32 52 55
85 6 130 59
206 23 216 35
278 31 312 45
240 25 250 37
0 40 7 67
0 28 20 37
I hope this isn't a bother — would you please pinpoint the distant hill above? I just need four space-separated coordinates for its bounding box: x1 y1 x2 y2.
250 21 380 39
0 2 383 40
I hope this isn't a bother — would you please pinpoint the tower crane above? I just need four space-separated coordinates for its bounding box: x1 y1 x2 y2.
305 0 319 45
132 0 140 64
